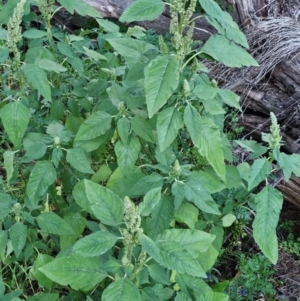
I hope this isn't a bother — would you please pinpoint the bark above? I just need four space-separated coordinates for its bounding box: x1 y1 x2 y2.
82 0 300 30
83 0 215 41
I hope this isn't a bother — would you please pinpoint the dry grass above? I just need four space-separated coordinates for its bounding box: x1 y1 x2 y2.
207 17 300 92
275 248 300 300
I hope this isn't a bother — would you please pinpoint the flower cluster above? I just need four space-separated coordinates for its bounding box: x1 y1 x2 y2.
169 0 197 62
39 0 55 39
7 0 26 67
262 112 283 150
121 197 143 267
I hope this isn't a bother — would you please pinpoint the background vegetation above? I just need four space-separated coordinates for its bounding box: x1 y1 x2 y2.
0 0 299 300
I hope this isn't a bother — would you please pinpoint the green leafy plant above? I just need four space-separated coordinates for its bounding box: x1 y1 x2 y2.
0 0 297 299
281 233 300 260
228 254 276 301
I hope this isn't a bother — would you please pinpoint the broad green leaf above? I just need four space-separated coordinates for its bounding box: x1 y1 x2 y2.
73 179 123 226
197 244 219 272
185 180 220 215
172 181 186 209
9 222 27 258
74 111 111 151
200 35 258 67
26 161 56 207
138 187 161 216
0 0 22 24
83 46 107 61
0 47 9 64
212 281 230 293
66 148 94 174
0 29 7 42
25 47 56 63
52 148 62 168
27 294 59 301
39 254 107 291
108 82 130 107
65 114 84 133
218 89 240 109
253 186 283 264
73 231 118 257
222 213 236 227
222 133 233 162
155 145 176 166
131 116 155 143
31 254 54 289
237 162 250 181
193 83 218 100
183 104 202 147
34 58 67 73
68 57 84 76
37 212 75 235
60 213 86 250
0 230 8 261
188 171 226 193
23 64 51 100
225 165 241 189
184 105 225 180
115 136 141 174
148 264 170 285
145 195 174 239
198 117 225 180
46 121 69 140
201 98 225 115
248 158 272 191
142 284 173 300
127 172 164 197
145 55 179 118
0 279 5 296
120 0 165 22
102 278 141 301
74 111 111 140
157 107 183 151
156 241 206 277
57 0 103 18
117 117 131 145
273 148 293 181
175 292 193 301
140 234 162 263
174 202 199 230
72 180 93 213
196 292 229 301
23 29 47 39
156 229 215 257
3 150 14 184
21 142 47 163
107 37 157 67
0 102 30 147
107 168 145 198
175 273 212 296
96 19 120 33
0 290 22 301
91 165 112 183
235 139 268 159
0 193 13 220
57 42 75 58
199 0 248 48
291 153 300 176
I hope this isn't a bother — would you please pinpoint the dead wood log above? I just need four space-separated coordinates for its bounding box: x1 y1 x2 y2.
277 176 300 207
83 0 215 41
82 0 300 33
